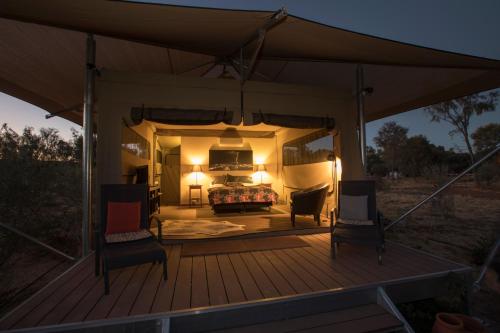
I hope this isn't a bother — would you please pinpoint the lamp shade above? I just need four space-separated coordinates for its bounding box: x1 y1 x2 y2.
257 164 266 172
192 164 201 172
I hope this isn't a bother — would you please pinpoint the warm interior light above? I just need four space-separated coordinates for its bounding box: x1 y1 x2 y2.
191 164 202 185
191 157 202 165
256 164 267 184
255 156 265 165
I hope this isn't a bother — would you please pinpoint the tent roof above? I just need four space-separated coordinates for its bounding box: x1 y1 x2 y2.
1 0 499 124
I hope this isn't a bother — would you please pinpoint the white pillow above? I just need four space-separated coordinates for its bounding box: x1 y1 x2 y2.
339 194 368 221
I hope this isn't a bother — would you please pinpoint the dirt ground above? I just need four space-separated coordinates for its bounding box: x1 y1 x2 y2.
378 177 500 330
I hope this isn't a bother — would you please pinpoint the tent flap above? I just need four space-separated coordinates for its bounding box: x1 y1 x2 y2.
131 107 240 126
245 111 335 129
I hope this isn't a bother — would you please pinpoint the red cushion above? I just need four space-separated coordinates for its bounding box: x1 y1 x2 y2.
106 201 141 235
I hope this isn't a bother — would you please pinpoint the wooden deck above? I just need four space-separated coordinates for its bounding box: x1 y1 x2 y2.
0 233 469 332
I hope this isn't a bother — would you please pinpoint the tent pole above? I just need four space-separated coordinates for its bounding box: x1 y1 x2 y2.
82 33 95 257
356 64 367 174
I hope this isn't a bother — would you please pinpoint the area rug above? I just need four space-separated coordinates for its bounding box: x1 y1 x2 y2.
162 219 245 236
181 235 310 257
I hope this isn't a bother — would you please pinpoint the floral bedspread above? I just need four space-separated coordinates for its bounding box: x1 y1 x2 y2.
208 185 278 206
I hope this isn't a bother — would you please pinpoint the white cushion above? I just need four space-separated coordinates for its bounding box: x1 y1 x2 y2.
105 229 152 243
337 218 374 226
339 194 368 220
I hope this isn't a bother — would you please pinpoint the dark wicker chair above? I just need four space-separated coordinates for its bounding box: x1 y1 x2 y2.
96 184 167 294
330 180 385 264
290 183 329 226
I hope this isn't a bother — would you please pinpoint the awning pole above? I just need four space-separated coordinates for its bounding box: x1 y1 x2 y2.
82 33 95 256
356 64 367 174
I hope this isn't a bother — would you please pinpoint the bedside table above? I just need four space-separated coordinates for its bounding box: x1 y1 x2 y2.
189 184 203 207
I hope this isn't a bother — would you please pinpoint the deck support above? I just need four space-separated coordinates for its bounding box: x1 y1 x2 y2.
356 64 367 174
82 33 96 256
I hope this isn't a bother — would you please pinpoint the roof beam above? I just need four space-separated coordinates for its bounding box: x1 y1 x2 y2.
232 7 288 83
238 7 288 51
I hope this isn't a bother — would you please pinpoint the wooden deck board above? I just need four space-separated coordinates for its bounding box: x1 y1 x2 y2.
250 251 296 296
191 256 210 308
239 252 280 298
171 256 193 310
0 233 467 331
262 250 312 294
16 258 94 328
217 254 246 303
129 261 164 316
108 264 152 318
228 253 262 301
151 245 181 313
205 255 229 306
85 267 136 321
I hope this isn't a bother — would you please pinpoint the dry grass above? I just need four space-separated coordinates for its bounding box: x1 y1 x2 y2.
379 178 500 266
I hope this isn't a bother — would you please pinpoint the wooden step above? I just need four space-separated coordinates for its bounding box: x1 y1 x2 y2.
207 303 404 333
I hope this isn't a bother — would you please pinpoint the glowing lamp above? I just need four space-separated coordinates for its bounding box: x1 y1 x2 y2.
191 164 201 185
256 164 266 184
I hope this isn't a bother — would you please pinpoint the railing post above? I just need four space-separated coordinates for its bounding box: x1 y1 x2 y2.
82 33 96 256
473 238 500 292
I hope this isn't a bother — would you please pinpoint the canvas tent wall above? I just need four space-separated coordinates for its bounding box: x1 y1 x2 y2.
96 70 361 187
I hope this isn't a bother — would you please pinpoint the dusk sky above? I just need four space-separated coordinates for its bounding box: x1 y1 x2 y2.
1 0 499 151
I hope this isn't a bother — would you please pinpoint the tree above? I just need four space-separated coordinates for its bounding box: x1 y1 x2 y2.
366 146 387 176
373 121 408 172
399 135 434 177
425 91 498 164
471 123 500 156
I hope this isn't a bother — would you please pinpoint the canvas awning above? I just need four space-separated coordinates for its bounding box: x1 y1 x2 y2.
0 0 499 124
131 107 239 126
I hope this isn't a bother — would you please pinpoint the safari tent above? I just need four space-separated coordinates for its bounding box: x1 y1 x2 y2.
0 1 499 332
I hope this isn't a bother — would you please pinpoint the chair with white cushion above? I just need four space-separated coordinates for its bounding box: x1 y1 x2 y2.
330 180 385 264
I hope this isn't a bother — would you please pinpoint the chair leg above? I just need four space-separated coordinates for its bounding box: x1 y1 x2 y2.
332 241 337 258
291 212 295 227
377 246 383 265
163 259 168 281
95 252 100 277
103 263 110 295
315 214 320 226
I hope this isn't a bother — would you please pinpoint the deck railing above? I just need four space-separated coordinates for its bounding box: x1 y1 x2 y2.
0 222 75 261
384 143 500 231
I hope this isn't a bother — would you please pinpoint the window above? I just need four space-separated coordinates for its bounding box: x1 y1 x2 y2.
283 130 333 166
121 125 150 160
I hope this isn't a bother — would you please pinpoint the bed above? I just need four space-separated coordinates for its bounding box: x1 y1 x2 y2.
207 175 278 213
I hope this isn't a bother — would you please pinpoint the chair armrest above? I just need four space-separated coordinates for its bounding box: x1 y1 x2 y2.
150 215 163 241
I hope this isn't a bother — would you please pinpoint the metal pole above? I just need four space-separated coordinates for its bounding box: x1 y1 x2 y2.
82 33 95 256
240 47 244 119
0 222 75 261
385 143 500 231
473 237 500 292
356 64 367 173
